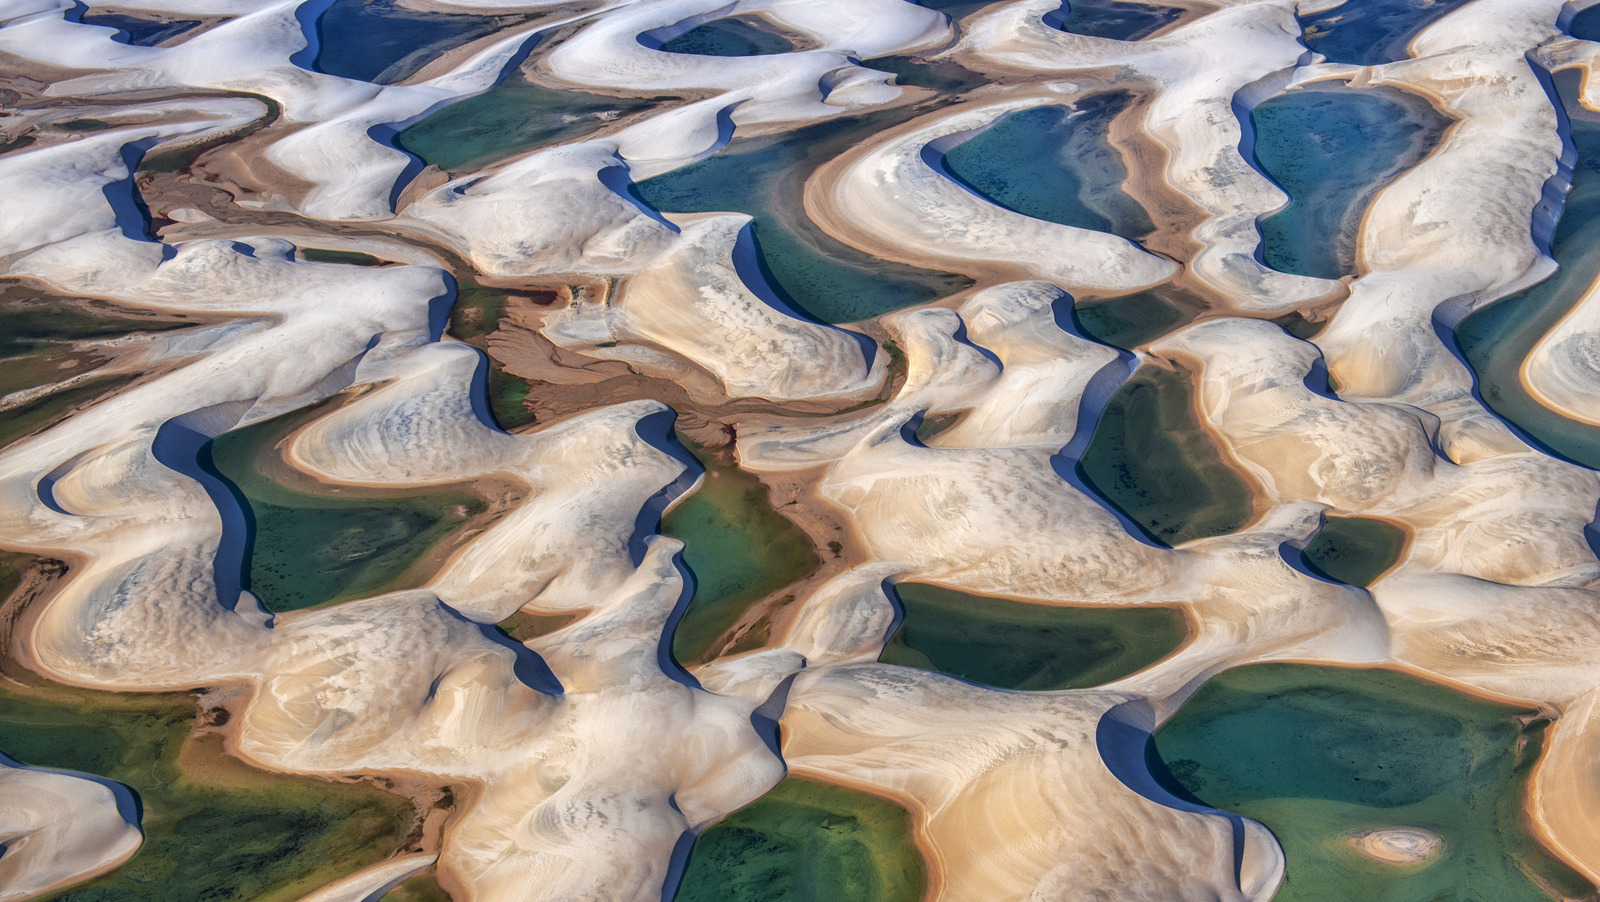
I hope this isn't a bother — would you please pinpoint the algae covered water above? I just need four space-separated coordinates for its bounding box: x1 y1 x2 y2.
879 582 1187 691
674 777 925 902
1150 664 1595 902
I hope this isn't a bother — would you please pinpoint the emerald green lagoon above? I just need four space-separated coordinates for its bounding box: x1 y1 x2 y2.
1250 82 1450 280
444 278 547 431
655 16 798 56
396 75 664 174
203 401 491 612
630 109 974 324
380 872 453 902
1150 664 1594 902
300 247 385 267
938 93 1153 241
880 582 1188 691
674 777 925 902
1457 70 1600 469
1078 365 1256 546
663 441 819 668
1050 0 1182 41
0 556 416 902
1300 515 1408 587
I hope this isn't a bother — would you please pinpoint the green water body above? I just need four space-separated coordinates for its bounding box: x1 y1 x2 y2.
380 873 453 902
1299 0 1475 66
203 402 488 612
629 109 974 324
80 11 200 46
879 582 1188 691
445 279 543 431
1078 365 1256 546
663 441 819 668
863 54 988 95
1051 0 1182 41
1457 70 1600 469
1251 82 1450 280
939 94 1154 240
1301 515 1407 587
675 777 925 902
1072 286 1198 350
396 74 665 174
0 284 199 451
656 16 797 55
1150 664 1594 902
300 248 384 266
0 554 416 902
311 0 514 85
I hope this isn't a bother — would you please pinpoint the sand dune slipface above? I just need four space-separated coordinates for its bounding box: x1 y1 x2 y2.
3 0 1600 899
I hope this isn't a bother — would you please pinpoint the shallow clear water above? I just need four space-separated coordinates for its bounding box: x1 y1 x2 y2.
1251 82 1449 280
656 17 797 56
312 0 510 85
1457 70 1600 469
674 777 925 902
879 582 1188 691
938 94 1154 240
1070 287 1196 350
1150 664 1594 902
396 74 664 173
1300 515 1407 587
204 402 488 612
662 441 819 668
1051 0 1182 41
1077 365 1256 546
1298 0 1476 67
630 109 974 324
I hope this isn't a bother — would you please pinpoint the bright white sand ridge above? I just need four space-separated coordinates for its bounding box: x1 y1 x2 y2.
2 0 1600 898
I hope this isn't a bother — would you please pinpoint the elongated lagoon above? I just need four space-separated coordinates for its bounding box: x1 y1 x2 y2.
1049 0 1182 41
1251 82 1449 280
653 16 798 56
1300 515 1408 587
1150 664 1594 902
674 777 925 902
311 0 515 85
630 109 974 324
880 582 1188 691
1458 69 1600 469
663 440 819 668
1298 0 1475 67
203 398 498 612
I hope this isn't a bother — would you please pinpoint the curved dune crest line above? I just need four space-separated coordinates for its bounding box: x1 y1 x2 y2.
807 97 1177 295
0 761 143 902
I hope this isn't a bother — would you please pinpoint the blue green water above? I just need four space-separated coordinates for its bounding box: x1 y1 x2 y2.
663 440 819 667
0 555 417 902
311 0 512 84
395 73 664 173
879 582 1188 691
80 11 200 46
674 777 925 902
1070 287 1197 350
1457 69 1600 469
1251 82 1450 280
629 110 974 324
1049 0 1182 41
1077 365 1257 546
1299 0 1476 67
202 401 490 612
655 17 797 55
1299 515 1407 587
938 94 1153 240
1150 664 1594 902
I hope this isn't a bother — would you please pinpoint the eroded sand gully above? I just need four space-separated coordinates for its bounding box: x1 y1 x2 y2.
3 0 1600 898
